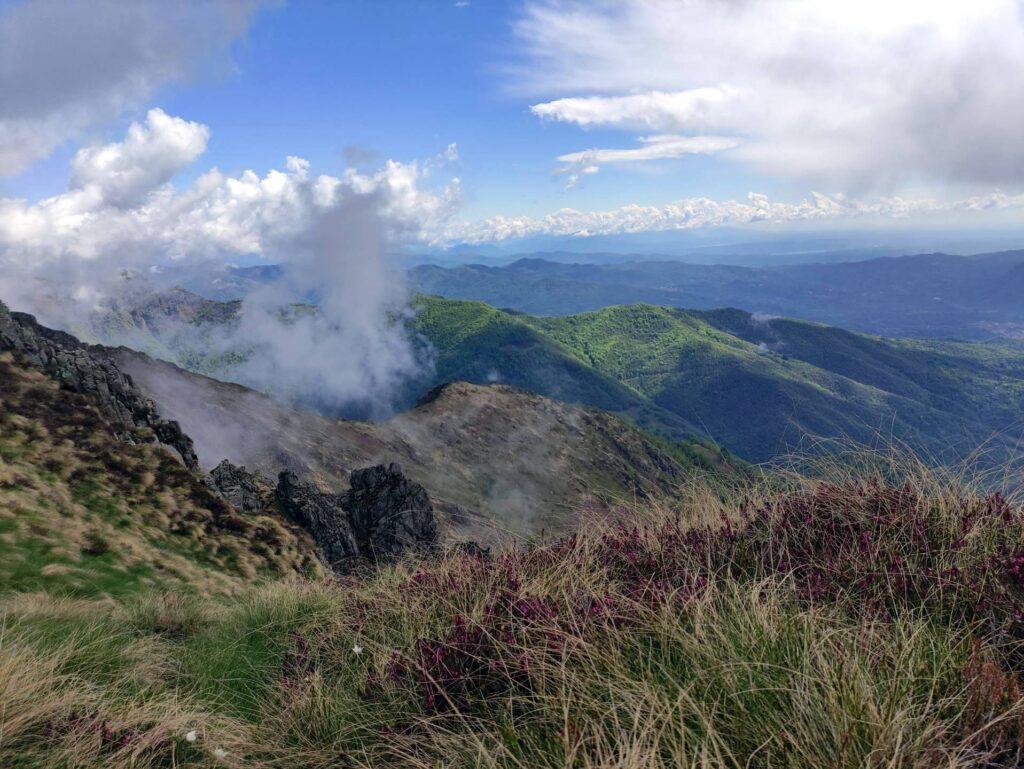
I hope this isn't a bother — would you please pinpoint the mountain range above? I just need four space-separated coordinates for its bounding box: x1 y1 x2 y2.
75 285 1024 465
408 250 1024 340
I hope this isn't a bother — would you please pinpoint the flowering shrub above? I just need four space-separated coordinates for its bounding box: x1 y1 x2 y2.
9 466 1024 768
370 478 1024 726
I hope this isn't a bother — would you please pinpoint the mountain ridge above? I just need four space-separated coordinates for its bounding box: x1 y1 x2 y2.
408 250 1024 340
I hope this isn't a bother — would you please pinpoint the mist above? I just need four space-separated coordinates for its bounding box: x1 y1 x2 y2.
0 192 432 422
201 192 431 419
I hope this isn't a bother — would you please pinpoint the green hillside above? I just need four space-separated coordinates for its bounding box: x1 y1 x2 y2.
84 289 1024 464
411 297 1024 463
409 296 700 440
525 304 1024 462
695 307 1024 428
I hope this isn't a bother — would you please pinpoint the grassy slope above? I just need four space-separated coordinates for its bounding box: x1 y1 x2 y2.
0 352 320 600
696 307 1024 428
410 296 701 441
5 454 1024 767
525 304 1024 462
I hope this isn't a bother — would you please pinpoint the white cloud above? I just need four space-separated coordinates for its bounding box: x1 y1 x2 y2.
0 113 461 276
533 88 736 132
444 190 1024 244
554 134 738 188
0 0 261 176
69 109 209 208
517 0 1024 189
557 135 737 165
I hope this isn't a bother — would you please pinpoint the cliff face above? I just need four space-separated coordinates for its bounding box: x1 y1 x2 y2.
0 301 198 471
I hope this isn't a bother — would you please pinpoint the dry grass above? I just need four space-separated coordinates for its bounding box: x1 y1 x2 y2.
0 353 323 599
2 448 1024 767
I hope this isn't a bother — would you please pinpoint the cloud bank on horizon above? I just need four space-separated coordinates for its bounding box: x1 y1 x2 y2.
3 108 1022 268
1 108 1023 269
521 0 1024 190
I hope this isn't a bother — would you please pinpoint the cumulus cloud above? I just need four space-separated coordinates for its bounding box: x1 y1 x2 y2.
0 116 459 276
0 0 260 175
517 0 1024 189
69 109 209 208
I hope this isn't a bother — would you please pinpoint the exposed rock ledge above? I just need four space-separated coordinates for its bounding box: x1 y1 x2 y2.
205 459 440 573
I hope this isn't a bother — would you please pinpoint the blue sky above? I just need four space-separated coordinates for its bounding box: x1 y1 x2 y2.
2 0 1024 260
0 1 797 219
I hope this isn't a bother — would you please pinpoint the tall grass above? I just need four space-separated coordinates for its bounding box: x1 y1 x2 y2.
4 451 1024 767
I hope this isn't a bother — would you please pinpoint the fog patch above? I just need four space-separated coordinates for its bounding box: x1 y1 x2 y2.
211 192 430 418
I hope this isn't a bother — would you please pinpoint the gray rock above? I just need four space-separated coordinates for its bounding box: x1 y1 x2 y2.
203 459 271 514
0 301 198 470
271 463 438 573
275 470 360 570
343 463 438 564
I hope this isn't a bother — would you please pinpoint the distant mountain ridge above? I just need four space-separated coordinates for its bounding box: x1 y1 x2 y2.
408 250 1024 340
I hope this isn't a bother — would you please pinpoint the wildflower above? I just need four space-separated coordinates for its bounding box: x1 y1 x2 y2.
353 643 364 655
184 729 198 743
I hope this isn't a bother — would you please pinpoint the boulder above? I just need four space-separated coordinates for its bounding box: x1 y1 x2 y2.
269 463 438 573
275 470 359 570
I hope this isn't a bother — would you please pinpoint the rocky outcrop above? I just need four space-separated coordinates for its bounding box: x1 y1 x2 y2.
345 463 438 563
275 470 360 571
0 301 198 470
269 463 438 573
203 459 272 514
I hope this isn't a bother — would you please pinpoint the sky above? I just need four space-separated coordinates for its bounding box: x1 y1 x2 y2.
3 0 1024 264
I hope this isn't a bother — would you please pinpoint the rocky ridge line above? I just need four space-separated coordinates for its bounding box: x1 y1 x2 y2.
0 300 198 470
